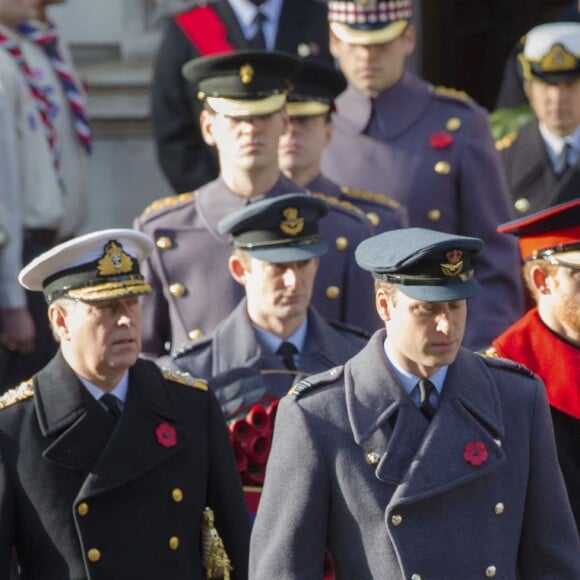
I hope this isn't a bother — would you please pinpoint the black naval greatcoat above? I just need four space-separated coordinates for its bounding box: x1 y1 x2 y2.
500 119 580 217
152 0 333 193
0 353 250 580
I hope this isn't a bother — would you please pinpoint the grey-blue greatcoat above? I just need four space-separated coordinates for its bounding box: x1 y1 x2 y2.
250 330 580 579
0 353 251 580
307 173 410 235
500 119 580 217
166 299 368 420
321 72 524 349
152 0 333 193
134 174 377 357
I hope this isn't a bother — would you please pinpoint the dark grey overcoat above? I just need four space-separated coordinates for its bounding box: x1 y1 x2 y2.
250 330 580 579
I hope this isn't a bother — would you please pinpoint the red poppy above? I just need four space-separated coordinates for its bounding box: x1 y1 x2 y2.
156 422 177 448
463 441 488 466
430 131 454 149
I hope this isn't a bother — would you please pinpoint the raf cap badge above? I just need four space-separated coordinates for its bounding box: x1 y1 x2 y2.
440 249 463 277
280 207 305 236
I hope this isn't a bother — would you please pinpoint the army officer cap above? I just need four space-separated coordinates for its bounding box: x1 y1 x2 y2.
355 227 484 301
328 0 413 45
218 193 329 263
497 199 580 269
182 49 302 117
518 22 580 83
19 229 154 304
286 60 347 118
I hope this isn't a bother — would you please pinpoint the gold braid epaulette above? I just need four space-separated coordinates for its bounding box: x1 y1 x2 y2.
481 346 500 358
495 132 517 151
340 186 401 209
162 369 208 391
432 85 471 102
312 192 367 218
140 191 196 217
0 379 34 410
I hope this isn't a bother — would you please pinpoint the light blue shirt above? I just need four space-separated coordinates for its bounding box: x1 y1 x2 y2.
79 371 129 408
383 337 447 408
228 0 284 50
539 123 580 171
254 318 308 368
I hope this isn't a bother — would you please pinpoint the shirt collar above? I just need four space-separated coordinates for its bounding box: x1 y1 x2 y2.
79 371 129 403
383 336 448 397
228 0 284 45
539 123 580 167
253 317 308 355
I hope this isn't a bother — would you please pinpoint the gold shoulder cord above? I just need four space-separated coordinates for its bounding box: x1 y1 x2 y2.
202 506 232 579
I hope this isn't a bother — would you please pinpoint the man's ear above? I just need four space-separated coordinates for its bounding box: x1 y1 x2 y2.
200 109 217 147
375 286 392 322
530 265 550 295
228 255 248 286
329 30 341 60
403 24 417 56
48 302 70 341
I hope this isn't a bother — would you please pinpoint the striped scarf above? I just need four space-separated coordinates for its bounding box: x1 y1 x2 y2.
17 20 92 154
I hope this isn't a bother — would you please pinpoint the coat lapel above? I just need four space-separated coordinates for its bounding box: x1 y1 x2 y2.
78 360 181 498
346 335 506 500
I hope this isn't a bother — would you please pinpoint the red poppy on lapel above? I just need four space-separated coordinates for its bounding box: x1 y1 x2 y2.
156 422 177 448
463 441 488 466
429 131 454 149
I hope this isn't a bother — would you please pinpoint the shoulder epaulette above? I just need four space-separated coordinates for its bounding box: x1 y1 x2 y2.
432 85 472 103
140 191 196 218
340 186 401 209
173 335 212 358
329 319 371 340
162 369 208 391
0 379 34 410
480 345 500 358
288 366 344 398
312 192 367 219
495 132 517 151
477 353 536 378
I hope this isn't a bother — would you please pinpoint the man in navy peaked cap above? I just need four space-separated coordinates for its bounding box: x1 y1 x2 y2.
251 227 580 578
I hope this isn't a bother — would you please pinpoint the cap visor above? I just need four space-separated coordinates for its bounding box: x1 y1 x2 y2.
245 241 328 264
206 94 286 117
330 20 408 45
396 279 481 302
286 101 331 117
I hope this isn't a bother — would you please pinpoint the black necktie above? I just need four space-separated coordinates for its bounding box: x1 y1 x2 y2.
417 379 436 420
101 393 122 419
555 142 572 177
248 11 267 49
277 341 297 371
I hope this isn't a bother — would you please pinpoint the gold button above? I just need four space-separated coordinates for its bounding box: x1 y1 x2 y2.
514 198 530 214
391 513 403 526
188 329 203 341
494 502 505 516
297 43 310 57
486 565 497 577
446 117 462 131
169 536 180 550
87 548 101 562
434 161 451 175
169 282 186 298
411 575 422 580
156 236 173 250
366 451 380 465
77 502 89 516
427 209 441 222
366 212 380 227
172 488 184 503
335 236 349 251
326 286 340 300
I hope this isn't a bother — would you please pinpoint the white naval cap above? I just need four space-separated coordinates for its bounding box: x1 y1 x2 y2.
19 229 154 303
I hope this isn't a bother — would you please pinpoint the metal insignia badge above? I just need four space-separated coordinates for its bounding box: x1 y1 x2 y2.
540 44 576 72
280 207 305 236
97 240 134 276
440 249 463 277
240 63 254 84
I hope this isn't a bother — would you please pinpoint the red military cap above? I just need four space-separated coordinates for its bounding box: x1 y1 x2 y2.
497 200 580 268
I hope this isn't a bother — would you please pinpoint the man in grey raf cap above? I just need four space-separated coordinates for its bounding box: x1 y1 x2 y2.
319 0 524 350
250 227 580 578
0 229 250 579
